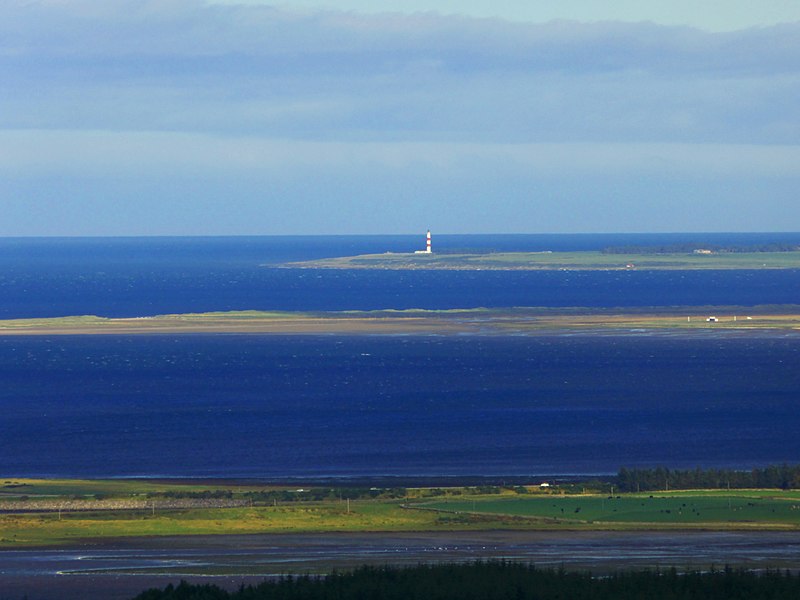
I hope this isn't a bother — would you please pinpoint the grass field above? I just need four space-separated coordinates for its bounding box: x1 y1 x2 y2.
0 504 443 546
421 491 800 527
0 479 511 546
2 480 800 547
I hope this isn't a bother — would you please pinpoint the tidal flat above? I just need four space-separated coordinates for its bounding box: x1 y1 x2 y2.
4 531 800 600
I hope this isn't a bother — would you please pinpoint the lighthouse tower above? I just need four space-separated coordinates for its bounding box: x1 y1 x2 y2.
414 230 433 254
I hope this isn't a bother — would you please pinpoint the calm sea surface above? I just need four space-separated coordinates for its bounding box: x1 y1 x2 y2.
1 233 799 478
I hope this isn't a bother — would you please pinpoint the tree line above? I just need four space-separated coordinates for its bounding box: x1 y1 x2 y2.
132 562 800 600
616 464 800 492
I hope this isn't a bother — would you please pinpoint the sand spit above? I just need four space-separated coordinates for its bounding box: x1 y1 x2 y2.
0 309 799 336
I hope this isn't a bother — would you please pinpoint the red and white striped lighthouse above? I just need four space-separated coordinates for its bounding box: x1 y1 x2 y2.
414 230 433 254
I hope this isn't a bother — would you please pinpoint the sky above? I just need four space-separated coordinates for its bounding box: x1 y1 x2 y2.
1 1 799 235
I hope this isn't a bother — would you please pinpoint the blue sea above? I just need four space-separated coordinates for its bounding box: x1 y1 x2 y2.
1 233 799 478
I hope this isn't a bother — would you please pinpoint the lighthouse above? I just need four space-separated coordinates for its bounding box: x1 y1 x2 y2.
414 230 433 254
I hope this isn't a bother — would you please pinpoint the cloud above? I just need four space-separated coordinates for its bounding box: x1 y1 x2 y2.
1 1 799 235
4 1 799 74
1 0 799 145
2 129 799 179
3 1 796 66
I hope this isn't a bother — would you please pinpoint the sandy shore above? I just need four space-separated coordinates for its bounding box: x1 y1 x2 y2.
0 316 465 336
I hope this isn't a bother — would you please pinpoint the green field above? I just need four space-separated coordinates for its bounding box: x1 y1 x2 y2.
0 504 437 546
0 479 519 546
421 491 800 527
3 480 800 547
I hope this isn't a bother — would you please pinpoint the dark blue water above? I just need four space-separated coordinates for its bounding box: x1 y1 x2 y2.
1 234 800 478
1 334 798 478
1 234 799 318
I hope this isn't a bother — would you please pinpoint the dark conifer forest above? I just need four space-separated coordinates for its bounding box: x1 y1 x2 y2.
133 562 800 600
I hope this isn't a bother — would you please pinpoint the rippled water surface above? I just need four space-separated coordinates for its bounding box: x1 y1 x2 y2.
2 334 798 478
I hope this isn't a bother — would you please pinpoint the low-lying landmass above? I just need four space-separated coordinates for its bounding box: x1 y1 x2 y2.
284 250 800 270
5 474 800 598
2 476 800 548
1 307 800 335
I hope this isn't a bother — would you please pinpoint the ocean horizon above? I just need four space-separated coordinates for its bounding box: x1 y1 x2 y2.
2 233 800 318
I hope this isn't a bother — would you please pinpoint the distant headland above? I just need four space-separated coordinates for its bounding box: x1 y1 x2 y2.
279 230 800 270
284 250 800 271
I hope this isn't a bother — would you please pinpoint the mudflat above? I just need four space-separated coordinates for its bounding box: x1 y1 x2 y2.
4 530 800 600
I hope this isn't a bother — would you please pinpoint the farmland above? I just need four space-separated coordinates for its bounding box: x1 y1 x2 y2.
2 480 800 547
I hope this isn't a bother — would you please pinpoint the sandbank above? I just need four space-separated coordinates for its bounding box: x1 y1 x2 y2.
0 308 799 336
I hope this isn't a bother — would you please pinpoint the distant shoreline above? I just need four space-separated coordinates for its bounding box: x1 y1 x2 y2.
2 477 800 553
282 249 800 271
0 307 799 335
